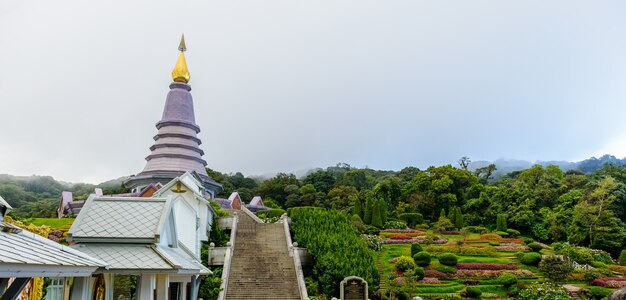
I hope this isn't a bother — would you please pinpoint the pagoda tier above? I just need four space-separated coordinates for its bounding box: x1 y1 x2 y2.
124 82 222 196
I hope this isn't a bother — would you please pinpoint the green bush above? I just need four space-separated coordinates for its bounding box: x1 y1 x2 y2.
494 231 509 237
413 251 431 267
363 225 380 235
464 226 489 234
515 252 525 259
461 286 482 298
438 253 458 266
395 256 416 272
539 255 573 283
410 243 423 257
426 245 497 257
520 252 542 266
256 208 286 220
384 220 407 229
522 237 534 244
620 250 626 266
528 243 543 252
434 265 457 273
506 229 521 237
412 267 425 280
496 273 518 287
588 286 611 299
289 207 379 296
398 213 423 228
518 282 569 300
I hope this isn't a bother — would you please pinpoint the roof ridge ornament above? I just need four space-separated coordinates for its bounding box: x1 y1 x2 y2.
171 34 190 83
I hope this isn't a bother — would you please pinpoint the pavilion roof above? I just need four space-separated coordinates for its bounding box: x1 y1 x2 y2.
72 243 210 275
0 222 106 277
68 196 170 243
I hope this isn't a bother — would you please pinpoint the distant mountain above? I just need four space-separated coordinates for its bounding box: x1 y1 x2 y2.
468 154 626 179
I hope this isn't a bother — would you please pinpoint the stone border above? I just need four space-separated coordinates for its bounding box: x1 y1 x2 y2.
216 212 238 300
241 205 264 223
281 214 309 300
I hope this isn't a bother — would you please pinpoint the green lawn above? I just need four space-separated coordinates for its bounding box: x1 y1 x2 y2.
24 218 74 231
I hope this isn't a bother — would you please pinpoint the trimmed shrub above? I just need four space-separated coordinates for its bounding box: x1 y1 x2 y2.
461 286 482 298
413 267 425 280
494 231 509 237
497 273 518 287
506 229 521 237
522 237 534 244
438 253 458 266
289 207 379 296
398 213 423 228
395 256 416 272
588 286 610 299
413 251 431 267
463 226 489 234
384 220 407 229
256 208 286 219
620 250 626 266
539 255 573 283
528 243 543 252
410 243 423 257
434 265 457 274
520 252 542 266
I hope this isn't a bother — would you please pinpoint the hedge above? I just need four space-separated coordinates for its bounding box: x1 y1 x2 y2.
288 207 380 296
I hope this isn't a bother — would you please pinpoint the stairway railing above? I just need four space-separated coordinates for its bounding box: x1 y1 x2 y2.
216 212 238 300
281 214 309 300
241 205 264 223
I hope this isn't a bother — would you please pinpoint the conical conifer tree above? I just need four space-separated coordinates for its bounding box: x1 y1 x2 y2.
371 200 383 228
364 196 374 224
353 197 364 219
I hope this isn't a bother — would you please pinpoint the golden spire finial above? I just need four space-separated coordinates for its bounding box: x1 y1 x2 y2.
172 34 190 83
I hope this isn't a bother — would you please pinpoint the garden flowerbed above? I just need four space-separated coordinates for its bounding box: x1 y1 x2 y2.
383 238 448 244
455 269 534 278
493 243 529 251
592 278 626 288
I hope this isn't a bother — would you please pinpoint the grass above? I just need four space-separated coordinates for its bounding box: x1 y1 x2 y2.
24 218 74 231
457 256 511 264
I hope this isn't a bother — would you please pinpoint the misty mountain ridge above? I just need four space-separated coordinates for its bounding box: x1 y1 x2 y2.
468 154 626 178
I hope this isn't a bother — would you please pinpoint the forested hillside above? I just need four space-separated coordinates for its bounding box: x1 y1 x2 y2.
0 174 128 218
4 156 626 256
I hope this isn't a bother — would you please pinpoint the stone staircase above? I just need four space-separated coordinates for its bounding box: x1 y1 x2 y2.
224 212 302 300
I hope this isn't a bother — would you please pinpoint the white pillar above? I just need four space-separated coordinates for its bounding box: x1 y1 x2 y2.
104 274 114 300
70 277 92 300
179 283 186 300
138 275 156 300
156 274 169 300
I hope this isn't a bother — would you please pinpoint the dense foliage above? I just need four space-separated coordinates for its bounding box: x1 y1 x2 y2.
288 207 380 296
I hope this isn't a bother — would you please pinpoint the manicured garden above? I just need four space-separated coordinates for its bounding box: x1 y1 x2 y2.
372 227 625 299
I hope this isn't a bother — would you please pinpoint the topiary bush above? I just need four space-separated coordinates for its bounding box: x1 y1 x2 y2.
413 251 431 267
433 265 457 274
528 243 543 252
494 231 509 237
497 273 518 288
256 208 286 220
506 229 521 237
412 267 425 280
461 286 482 298
398 213 423 228
395 256 416 272
520 252 542 266
620 250 626 266
522 237 534 244
410 243 423 257
438 253 458 266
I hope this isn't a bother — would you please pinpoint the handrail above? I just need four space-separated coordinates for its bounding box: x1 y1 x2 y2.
216 212 238 300
281 214 309 300
241 206 264 223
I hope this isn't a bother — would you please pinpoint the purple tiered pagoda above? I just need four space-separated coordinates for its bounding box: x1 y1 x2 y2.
124 37 222 197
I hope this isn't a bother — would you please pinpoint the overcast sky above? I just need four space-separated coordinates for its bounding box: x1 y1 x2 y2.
1 1 626 183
